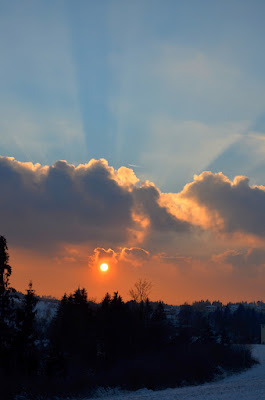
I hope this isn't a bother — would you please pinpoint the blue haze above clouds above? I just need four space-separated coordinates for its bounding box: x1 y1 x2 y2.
1 0 265 191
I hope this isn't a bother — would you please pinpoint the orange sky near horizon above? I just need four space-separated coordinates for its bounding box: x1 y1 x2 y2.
10 245 265 305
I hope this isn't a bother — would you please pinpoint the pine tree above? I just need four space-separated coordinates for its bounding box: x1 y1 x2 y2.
19 281 39 375
0 236 12 294
23 281 37 339
0 236 13 341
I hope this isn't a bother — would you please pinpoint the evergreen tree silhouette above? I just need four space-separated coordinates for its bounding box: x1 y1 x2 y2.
0 236 12 294
23 281 37 340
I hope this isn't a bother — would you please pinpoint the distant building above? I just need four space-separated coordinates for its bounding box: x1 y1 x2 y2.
261 324 265 344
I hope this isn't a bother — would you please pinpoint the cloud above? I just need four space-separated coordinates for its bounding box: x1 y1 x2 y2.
87 246 150 269
54 245 87 265
3 155 265 302
88 246 191 270
114 166 139 188
3 155 265 280
213 250 246 269
0 157 190 253
154 252 192 266
247 248 265 266
0 157 134 250
133 182 190 233
119 247 150 267
163 171 265 238
213 248 265 274
213 248 265 268
88 247 117 268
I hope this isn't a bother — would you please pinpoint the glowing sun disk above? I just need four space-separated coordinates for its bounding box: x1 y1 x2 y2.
100 263 109 272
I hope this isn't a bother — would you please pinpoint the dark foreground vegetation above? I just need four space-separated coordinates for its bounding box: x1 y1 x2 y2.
0 236 258 399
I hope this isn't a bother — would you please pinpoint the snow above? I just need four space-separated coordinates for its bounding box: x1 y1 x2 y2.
35 299 58 322
82 345 265 400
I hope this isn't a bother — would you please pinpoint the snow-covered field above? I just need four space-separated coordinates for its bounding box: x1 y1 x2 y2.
86 345 265 400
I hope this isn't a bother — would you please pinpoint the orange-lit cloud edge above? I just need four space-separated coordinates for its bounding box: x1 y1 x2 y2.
2 156 265 304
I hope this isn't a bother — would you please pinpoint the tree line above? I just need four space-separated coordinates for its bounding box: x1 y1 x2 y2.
0 236 258 399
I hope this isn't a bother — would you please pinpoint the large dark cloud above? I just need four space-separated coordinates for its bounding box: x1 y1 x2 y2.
3 156 265 260
179 171 265 237
0 157 133 249
0 157 190 252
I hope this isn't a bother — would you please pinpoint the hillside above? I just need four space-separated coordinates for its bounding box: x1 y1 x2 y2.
88 345 265 400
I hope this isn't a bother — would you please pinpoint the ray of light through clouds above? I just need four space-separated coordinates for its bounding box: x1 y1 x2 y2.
0 1 87 164
1 1 265 303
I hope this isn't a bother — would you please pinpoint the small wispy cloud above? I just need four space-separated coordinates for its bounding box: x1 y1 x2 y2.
128 163 143 168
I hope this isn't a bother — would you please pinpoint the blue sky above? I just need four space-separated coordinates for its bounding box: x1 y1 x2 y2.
1 0 265 191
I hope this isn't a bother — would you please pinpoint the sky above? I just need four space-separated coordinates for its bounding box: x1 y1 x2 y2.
1 0 265 304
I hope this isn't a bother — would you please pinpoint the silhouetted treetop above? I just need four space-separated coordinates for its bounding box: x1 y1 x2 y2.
0 235 12 294
129 278 152 302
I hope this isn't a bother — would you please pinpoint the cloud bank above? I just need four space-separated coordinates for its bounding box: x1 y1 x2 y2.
2 156 265 302
0 157 265 302
0 156 189 252
177 171 265 237
2 157 265 251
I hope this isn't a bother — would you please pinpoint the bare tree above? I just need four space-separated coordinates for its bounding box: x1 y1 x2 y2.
129 278 152 302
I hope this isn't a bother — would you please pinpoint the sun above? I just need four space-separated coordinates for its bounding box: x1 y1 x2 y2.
100 263 109 272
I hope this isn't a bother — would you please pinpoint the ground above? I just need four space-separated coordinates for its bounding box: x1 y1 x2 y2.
86 345 265 400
